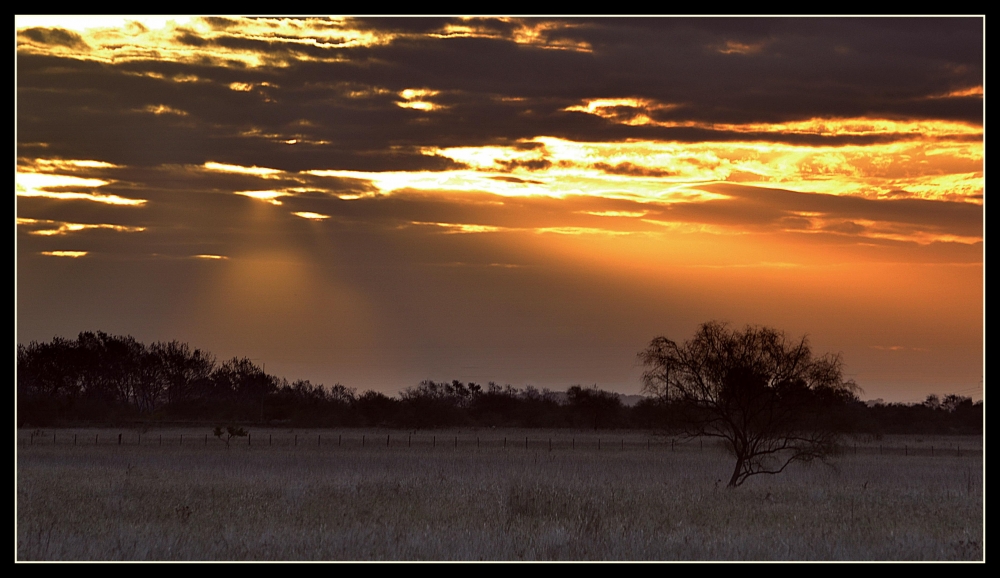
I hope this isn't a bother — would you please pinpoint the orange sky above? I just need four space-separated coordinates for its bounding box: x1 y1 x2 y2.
16 16 983 402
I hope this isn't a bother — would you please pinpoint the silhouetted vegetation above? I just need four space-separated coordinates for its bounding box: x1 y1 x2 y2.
639 322 864 487
565 385 624 430
213 424 248 448
857 394 983 435
17 331 981 435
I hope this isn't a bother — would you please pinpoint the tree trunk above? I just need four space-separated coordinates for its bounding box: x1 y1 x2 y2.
728 454 745 487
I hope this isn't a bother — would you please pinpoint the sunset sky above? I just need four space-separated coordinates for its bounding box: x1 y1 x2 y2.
15 16 983 403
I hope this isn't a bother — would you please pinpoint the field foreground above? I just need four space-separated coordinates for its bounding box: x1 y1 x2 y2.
17 429 983 561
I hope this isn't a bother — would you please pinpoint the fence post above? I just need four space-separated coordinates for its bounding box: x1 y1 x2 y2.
455 436 457 448
54 433 57 444
408 435 411 448
295 435 297 446
362 435 365 447
318 434 321 446
433 436 435 448
74 434 77 446
905 445 908 456
549 438 552 452
270 434 272 446
503 437 506 449
339 435 341 447
387 434 390 447
118 433 122 446
598 439 601 451
179 434 181 445
159 435 162 446
525 437 528 450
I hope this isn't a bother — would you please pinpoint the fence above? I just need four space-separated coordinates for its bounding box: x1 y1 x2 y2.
16 431 982 458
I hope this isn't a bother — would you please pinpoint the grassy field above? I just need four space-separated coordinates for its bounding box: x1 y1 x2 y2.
16 428 983 561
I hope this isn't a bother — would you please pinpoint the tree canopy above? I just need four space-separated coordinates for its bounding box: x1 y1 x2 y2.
639 321 862 487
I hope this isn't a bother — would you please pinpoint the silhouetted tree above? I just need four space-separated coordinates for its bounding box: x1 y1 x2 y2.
213 424 248 448
566 385 623 429
398 380 476 427
17 338 86 424
206 357 277 419
515 385 564 428
77 331 146 411
327 383 358 405
212 357 275 399
150 340 215 407
355 390 399 426
630 396 676 430
468 382 522 426
639 321 861 488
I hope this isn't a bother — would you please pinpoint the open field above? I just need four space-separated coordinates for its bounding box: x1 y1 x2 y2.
16 428 983 561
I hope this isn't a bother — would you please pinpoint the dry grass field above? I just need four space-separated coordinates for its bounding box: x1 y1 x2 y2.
16 428 983 561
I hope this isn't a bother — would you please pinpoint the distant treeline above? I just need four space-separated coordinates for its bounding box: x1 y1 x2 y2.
17 332 981 434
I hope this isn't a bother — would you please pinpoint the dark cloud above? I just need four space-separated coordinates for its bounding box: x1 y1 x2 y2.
18 27 89 50
174 30 209 47
593 162 677 178
17 17 984 173
819 220 868 235
347 17 458 34
16 17 983 400
201 17 242 31
678 183 983 239
490 176 545 184
496 158 552 171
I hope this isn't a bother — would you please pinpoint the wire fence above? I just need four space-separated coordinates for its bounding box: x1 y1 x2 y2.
16 431 982 458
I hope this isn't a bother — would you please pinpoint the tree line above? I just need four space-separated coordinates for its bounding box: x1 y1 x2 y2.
17 331 980 434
